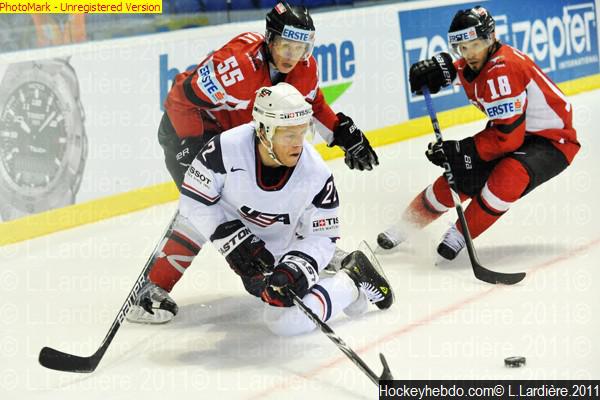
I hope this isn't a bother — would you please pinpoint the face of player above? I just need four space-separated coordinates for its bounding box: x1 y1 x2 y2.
454 36 494 72
263 123 309 167
269 35 309 73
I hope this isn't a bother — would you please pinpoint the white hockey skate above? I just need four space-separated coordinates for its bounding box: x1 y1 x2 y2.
127 281 178 324
436 225 466 261
321 247 350 276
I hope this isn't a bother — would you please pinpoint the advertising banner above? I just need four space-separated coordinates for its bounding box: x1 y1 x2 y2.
400 0 599 118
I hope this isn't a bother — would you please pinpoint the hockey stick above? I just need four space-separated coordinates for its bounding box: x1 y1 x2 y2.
287 288 393 386
422 88 526 285
38 212 179 373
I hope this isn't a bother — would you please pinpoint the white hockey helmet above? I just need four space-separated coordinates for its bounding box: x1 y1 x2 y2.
252 82 313 142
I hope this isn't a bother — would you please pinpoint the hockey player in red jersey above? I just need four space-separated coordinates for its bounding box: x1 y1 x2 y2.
161 1 378 187
377 6 580 260
127 83 393 327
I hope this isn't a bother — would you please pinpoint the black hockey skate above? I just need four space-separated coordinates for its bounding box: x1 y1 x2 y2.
376 226 408 250
342 250 394 310
127 281 178 324
376 232 398 250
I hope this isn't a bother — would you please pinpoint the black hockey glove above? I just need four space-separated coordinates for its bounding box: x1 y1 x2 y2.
330 112 379 171
241 274 268 298
409 52 457 95
210 220 275 278
261 252 319 307
425 137 483 177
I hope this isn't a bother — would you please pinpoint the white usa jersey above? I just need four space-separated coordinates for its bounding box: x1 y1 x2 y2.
178 123 340 271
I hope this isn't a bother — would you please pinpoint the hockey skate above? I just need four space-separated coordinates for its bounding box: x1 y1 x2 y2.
376 227 406 250
437 225 466 261
321 247 350 276
377 220 416 251
127 281 178 324
342 250 394 310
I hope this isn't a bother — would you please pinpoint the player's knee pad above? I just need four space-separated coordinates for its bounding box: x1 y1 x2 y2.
428 179 452 211
172 212 206 246
424 183 449 213
263 305 317 336
483 158 530 213
431 177 469 210
148 213 205 291
262 290 335 337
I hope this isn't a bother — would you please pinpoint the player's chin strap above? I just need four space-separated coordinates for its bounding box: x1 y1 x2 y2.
257 129 284 166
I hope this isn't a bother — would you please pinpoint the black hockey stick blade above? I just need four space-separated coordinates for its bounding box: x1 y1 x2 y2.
473 262 526 285
378 353 393 381
459 205 526 285
39 346 99 373
460 211 526 285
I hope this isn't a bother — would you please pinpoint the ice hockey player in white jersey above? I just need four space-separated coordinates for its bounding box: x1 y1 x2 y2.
128 83 394 334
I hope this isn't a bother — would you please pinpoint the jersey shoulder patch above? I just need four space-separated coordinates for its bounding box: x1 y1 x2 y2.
196 135 226 174
312 175 339 209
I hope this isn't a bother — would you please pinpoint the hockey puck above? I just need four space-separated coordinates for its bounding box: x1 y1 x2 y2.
504 356 526 368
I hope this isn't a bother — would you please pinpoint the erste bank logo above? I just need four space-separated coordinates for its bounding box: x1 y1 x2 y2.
482 92 526 119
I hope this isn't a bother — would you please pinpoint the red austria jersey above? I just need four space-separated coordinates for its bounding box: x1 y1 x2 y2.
455 44 580 163
164 32 338 138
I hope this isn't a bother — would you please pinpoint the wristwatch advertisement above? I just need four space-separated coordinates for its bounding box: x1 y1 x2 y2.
0 58 88 222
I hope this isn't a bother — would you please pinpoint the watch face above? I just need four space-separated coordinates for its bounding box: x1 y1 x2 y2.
0 81 69 194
